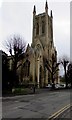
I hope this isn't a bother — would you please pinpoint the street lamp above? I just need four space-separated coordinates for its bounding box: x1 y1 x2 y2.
37 57 40 88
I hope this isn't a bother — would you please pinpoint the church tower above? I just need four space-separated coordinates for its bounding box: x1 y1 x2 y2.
32 1 54 52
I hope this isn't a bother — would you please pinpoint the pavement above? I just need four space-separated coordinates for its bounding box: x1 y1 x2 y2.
2 87 69 97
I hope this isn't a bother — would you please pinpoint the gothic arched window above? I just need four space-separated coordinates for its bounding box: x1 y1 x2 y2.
42 21 45 34
23 60 30 77
36 23 39 35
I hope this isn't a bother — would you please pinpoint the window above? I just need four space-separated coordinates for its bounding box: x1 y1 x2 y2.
37 44 41 50
36 23 39 35
42 21 45 34
23 60 30 77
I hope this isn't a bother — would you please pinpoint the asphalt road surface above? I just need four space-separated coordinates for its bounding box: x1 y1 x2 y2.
2 89 71 119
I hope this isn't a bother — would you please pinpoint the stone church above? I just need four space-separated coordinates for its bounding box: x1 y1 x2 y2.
17 1 59 87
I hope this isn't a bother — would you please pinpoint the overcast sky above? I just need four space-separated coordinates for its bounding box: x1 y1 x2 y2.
0 0 70 75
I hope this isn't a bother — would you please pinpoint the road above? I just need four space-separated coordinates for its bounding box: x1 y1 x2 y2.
2 89 71 119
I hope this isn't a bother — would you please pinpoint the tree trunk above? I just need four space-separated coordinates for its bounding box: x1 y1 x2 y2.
51 73 55 89
64 67 68 88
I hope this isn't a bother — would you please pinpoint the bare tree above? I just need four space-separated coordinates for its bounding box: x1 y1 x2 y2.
5 34 26 86
6 34 26 55
59 56 69 88
44 54 60 89
67 62 72 88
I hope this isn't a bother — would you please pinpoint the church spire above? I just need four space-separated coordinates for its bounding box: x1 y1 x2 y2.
51 10 53 18
45 0 48 13
33 5 36 15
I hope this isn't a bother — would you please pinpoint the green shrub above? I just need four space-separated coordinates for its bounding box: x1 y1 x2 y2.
12 87 32 95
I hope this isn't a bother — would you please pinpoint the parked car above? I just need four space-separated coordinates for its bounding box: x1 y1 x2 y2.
55 83 61 89
46 84 52 88
60 84 66 88
68 84 71 88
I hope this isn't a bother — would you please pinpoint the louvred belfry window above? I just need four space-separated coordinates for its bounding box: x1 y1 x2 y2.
36 23 39 35
42 21 45 34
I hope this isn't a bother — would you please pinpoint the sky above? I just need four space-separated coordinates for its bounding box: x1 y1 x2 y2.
0 0 70 75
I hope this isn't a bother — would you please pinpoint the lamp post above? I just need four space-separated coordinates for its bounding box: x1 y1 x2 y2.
37 57 40 88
